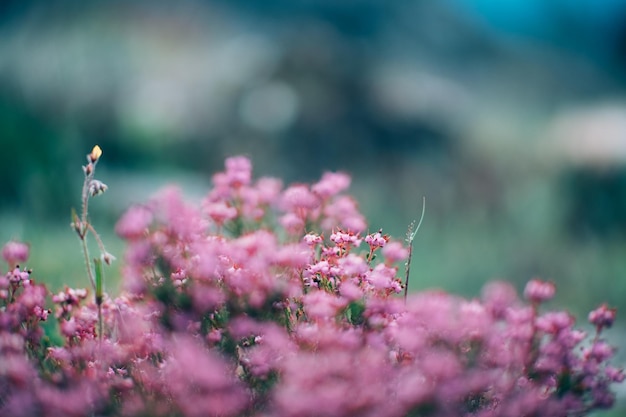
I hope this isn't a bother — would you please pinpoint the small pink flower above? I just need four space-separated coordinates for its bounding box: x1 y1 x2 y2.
365 230 387 248
584 341 614 362
605 366 625 383
322 196 366 232
339 280 363 301
280 185 320 211
203 201 238 225
535 311 573 334
312 172 351 199
302 290 347 320
303 233 323 246
115 205 153 239
255 177 283 205
7 266 30 285
273 243 312 268
330 230 362 246
224 155 253 187
337 254 369 276
481 280 519 318
381 241 408 264
60 318 78 337
366 264 400 292
589 303 617 330
279 213 305 234
523 279 556 303
2 241 29 266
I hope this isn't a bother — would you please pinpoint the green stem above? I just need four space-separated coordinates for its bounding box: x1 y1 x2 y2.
404 197 426 303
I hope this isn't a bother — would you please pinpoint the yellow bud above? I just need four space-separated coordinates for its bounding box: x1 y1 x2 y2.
89 145 103 162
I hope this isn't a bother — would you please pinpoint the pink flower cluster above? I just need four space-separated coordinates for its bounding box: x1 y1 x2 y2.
1 156 623 417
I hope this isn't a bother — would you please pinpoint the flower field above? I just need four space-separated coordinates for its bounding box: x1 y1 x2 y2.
0 149 623 416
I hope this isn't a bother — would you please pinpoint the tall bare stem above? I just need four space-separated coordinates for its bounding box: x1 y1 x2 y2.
71 145 111 343
404 197 425 303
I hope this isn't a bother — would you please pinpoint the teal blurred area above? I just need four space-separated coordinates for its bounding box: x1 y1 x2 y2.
1 3 626 408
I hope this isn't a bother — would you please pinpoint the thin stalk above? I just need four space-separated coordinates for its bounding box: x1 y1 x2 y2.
404 197 426 303
94 257 104 343
80 237 97 292
74 146 108 343
87 224 112 262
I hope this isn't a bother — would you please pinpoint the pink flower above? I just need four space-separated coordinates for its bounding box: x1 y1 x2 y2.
366 264 401 293
115 205 153 239
280 184 320 211
584 341 614 362
524 278 556 303
255 177 283 205
330 230 362 247
535 311 574 334
365 230 387 248
302 290 347 320
2 241 29 266
162 336 249 417
302 233 323 246
273 243 312 268
152 186 208 242
7 267 30 285
203 201 237 225
224 155 253 187
337 254 369 276
481 280 519 318
279 212 305 234
312 171 351 199
381 241 409 263
589 303 617 330
339 280 363 301
322 196 366 232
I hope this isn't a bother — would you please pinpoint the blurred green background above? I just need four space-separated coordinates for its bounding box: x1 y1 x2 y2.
1 1 626 412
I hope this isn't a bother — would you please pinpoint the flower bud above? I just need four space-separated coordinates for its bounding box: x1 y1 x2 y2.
89 145 102 163
89 180 108 197
102 252 116 265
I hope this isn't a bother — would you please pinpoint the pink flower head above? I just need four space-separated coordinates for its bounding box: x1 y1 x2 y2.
589 304 617 330
255 177 283 205
115 205 153 240
2 241 29 266
524 279 556 303
280 184 320 211
606 366 625 383
163 336 249 417
322 195 366 232
381 241 409 263
279 212 305 234
535 311 574 334
203 201 238 225
330 229 362 247
224 155 253 187
303 233 323 246
312 171 351 199
7 266 30 285
337 254 369 276
273 243 312 268
481 280 519 319
302 290 348 320
365 230 388 248
584 341 614 362
367 264 401 293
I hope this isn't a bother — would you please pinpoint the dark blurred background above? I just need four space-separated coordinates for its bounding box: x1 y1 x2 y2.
1 1 626 409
